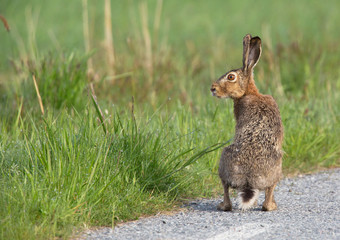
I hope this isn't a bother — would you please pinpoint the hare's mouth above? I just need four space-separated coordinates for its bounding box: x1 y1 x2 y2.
210 87 217 96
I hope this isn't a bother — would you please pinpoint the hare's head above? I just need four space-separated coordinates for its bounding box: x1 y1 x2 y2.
211 34 262 99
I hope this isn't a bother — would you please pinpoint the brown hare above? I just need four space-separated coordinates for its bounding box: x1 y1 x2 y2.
210 34 283 211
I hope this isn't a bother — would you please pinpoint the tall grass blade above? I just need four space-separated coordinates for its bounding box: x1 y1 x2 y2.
90 89 107 134
0 15 10 31
104 0 115 79
32 75 45 115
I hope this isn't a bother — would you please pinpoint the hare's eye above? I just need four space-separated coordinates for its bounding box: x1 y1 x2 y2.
227 74 236 81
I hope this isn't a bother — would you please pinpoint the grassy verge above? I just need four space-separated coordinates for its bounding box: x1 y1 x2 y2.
0 104 224 239
0 0 340 239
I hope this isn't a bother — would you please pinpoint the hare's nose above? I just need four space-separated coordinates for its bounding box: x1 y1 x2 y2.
210 87 216 92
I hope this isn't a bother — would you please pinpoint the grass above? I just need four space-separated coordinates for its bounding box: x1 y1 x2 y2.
0 105 226 239
0 0 340 239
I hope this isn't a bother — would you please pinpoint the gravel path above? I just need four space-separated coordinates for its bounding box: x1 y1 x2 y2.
81 169 340 240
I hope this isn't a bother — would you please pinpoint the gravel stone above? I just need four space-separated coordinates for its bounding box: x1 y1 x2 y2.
81 169 340 240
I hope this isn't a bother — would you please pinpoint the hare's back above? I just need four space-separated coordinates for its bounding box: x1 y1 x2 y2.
234 94 283 160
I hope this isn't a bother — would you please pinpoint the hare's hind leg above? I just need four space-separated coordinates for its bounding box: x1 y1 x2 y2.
217 180 232 211
262 183 277 211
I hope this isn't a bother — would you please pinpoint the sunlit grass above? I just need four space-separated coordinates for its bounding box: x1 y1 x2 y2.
0 105 228 239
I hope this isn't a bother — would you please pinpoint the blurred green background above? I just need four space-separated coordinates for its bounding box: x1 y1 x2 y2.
1 0 340 104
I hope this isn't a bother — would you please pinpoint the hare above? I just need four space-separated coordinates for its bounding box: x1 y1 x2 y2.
210 34 283 211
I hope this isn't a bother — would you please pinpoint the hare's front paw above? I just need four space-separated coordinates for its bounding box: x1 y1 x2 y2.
217 201 232 211
262 200 277 211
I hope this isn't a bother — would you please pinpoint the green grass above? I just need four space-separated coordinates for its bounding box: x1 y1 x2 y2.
1 0 340 239
0 105 226 239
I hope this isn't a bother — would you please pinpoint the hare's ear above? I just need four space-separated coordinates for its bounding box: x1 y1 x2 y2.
242 34 262 73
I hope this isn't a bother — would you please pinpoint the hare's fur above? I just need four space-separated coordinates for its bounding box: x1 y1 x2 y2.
211 34 283 211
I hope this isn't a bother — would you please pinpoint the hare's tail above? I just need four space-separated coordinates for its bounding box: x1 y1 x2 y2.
237 188 259 211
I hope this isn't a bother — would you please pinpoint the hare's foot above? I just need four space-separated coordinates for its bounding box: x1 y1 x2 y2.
262 184 278 211
217 180 232 211
262 200 277 211
217 201 232 211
